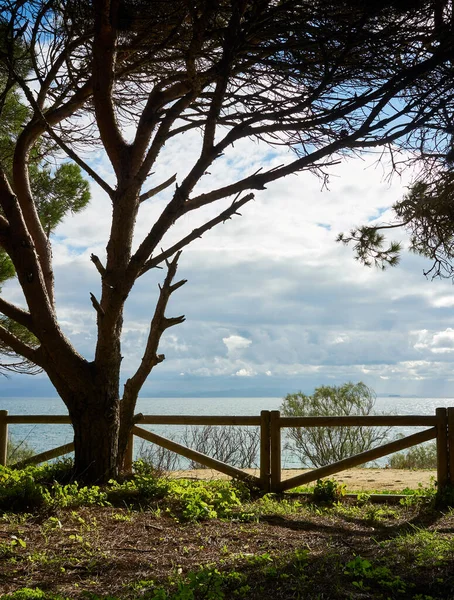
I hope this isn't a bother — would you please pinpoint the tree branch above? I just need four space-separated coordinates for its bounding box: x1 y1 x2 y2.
90 292 105 317
123 251 186 402
0 297 34 332
0 324 42 366
140 192 254 276
92 0 129 177
41 123 115 197
139 174 177 203
90 254 106 277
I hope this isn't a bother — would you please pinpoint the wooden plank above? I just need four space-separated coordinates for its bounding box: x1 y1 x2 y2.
448 407 454 483
132 426 260 484
7 415 71 424
124 432 134 472
280 415 438 427
270 410 281 493
138 415 261 426
279 427 437 492
12 442 75 469
3 414 438 427
436 407 449 489
260 411 271 492
0 410 8 466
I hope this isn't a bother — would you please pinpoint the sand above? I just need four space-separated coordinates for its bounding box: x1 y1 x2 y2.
171 468 437 492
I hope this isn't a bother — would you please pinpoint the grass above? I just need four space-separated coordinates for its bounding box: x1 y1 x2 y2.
0 464 453 599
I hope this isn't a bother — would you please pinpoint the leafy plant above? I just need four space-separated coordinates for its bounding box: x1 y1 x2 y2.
312 479 346 505
0 463 108 511
344 555 408 595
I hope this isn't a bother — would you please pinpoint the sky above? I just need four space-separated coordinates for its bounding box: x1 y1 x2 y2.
2 131 454 399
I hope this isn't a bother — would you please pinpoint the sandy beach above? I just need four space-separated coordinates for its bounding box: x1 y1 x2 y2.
171 467 437 492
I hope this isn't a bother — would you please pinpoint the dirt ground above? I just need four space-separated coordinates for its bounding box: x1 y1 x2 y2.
171 468 437 491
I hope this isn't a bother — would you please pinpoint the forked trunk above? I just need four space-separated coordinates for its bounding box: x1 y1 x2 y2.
70 397 122 483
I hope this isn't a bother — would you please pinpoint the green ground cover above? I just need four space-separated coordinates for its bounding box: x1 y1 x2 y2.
0 462 453 599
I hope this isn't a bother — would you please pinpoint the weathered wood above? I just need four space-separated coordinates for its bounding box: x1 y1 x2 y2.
124 432 134 473
4 414 435 427
138 415 261 426
280 415 438 427
436 407 449 489
6 415 71 424
279 427 437 492
2 410 451 494
448 407 454 484
0 410 8 466
12 442 75 469
270 410 281 493
260 410 271 492
132 426 260 484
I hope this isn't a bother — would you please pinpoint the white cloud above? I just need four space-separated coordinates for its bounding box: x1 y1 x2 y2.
6 133 454 398
235 367 256 377
413 328 454 354
222 335 252 356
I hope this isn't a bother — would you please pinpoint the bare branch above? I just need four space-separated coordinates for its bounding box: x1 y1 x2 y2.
139 174 177 203
90 292 105 317
41 123 115 197
140 193 254 276
123 251 186 405
90 254 106 277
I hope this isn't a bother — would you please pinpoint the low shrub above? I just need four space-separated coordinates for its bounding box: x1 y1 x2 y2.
312 478 346 505
0 466 49 511
0 462 108 512
388 442 437 469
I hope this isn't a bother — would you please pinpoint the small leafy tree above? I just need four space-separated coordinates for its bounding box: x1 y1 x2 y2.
281 382 390 467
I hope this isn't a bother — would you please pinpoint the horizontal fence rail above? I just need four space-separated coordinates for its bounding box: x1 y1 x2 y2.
1 407 454 493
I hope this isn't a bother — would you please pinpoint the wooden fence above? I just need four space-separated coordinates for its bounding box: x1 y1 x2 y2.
1 407 454 492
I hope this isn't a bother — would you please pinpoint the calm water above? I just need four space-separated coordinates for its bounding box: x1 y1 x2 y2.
2 396 453 468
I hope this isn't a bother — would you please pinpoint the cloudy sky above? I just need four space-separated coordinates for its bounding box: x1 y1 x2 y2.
2 131 454 399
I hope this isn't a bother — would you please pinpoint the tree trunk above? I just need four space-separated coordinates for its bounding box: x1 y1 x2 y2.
69 396 122 483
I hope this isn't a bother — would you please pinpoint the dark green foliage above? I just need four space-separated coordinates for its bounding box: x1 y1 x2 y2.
312 478 346 505
339 175 454 280
337 226 402 269
30 162 90 237
0 463 109 511
0 250 14 284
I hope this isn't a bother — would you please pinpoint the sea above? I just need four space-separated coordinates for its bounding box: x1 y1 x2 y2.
2 395 453 468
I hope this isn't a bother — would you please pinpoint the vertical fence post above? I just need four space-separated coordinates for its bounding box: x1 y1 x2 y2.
0 410 8 466
448 407 454 484
270 410 281 493
436 407 449 491
260 410 271 492
124 431 134 473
